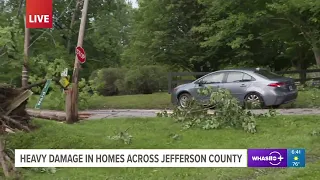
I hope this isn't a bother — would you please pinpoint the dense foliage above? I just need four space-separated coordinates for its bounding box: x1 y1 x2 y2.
157 87 278 133
0 0 132 87
0 0 319 94
124 0 320 72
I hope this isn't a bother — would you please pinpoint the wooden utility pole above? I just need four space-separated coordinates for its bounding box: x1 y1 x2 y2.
22 16 30 88
66 0 89 123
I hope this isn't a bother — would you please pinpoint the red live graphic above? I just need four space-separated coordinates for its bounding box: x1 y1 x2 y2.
26 0 53 28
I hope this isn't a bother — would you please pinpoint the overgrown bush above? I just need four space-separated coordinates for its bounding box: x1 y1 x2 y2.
29 79 96 110
304 79 320 89
79 78 99 110
89 65 167 95
158 87 276 133
121 65 167 94
90 68 126 96
293 79 320 108
43 84 65 110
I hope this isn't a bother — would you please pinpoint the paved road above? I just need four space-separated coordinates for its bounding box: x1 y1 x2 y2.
83 108 320 120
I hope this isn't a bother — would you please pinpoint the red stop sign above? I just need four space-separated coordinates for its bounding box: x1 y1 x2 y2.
75 46 86 63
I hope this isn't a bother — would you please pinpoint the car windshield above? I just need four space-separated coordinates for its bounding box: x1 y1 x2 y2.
254 70 282 79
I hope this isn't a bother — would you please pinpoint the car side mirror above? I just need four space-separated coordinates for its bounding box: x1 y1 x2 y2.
196 81 203 86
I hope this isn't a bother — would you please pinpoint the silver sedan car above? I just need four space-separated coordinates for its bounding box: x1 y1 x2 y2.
171 68 298 108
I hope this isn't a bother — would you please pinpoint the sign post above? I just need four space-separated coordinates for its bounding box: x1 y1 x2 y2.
61 68 68 77
59 77 70 88
60 68 70 88
35 79 51 109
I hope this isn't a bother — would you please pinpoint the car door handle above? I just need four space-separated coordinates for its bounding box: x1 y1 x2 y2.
240 84 246 87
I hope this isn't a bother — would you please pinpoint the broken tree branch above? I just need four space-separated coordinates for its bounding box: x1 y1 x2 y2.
20 77 62 90
0 115 31 132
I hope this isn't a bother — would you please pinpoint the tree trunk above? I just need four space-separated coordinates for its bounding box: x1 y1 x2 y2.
22 16 30 88
312 47 320 65
297 50 307 85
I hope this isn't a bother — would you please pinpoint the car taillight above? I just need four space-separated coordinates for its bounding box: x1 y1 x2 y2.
268 82 285 87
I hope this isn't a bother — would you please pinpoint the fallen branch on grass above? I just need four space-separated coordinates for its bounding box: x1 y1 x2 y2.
0 115 31 132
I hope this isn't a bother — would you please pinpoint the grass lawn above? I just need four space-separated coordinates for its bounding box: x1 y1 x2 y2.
27 92 173 110
27 89 320 110
5 115 320 179
86 92 173 109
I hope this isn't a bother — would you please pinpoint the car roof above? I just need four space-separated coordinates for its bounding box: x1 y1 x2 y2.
215 68 267 73
193 68 270 83
194 68 270 82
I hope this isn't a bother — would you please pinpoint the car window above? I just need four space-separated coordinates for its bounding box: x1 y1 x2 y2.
201 73 224 83
226 72 254 83
226 72 244 83
254 70 282 79
243 73 254 81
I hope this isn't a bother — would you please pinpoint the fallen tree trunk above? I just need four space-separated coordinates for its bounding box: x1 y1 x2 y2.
26 109 90 121
26 109 66 121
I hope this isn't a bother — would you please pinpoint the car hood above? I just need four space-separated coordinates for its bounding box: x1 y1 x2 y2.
174 83 193 90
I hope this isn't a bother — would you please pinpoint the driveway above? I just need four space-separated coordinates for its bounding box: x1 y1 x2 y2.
27 108 320 120
83 108 320 120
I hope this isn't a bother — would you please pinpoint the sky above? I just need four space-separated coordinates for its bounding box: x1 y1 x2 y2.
130 0 138 8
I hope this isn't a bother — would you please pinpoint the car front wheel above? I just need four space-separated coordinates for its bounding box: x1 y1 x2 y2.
178 93 192 108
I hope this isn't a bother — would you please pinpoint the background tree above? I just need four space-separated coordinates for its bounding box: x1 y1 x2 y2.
1 0 320 95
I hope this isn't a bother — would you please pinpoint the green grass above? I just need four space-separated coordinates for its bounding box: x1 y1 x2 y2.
86 92 172 109
5 115 320 180
283 88 320 108
27 89 320 110
27 92 172 110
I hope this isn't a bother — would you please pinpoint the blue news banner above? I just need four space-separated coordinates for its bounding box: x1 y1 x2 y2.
248 148 305 168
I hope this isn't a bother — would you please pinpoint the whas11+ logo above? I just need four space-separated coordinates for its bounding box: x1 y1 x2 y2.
251 151 284 166
248 149 287 167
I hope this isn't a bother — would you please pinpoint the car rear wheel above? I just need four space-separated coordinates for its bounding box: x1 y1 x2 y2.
244 92 264 109
178 93 192 108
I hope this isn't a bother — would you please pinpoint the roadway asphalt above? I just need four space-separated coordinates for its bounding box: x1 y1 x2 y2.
82 108 320 120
